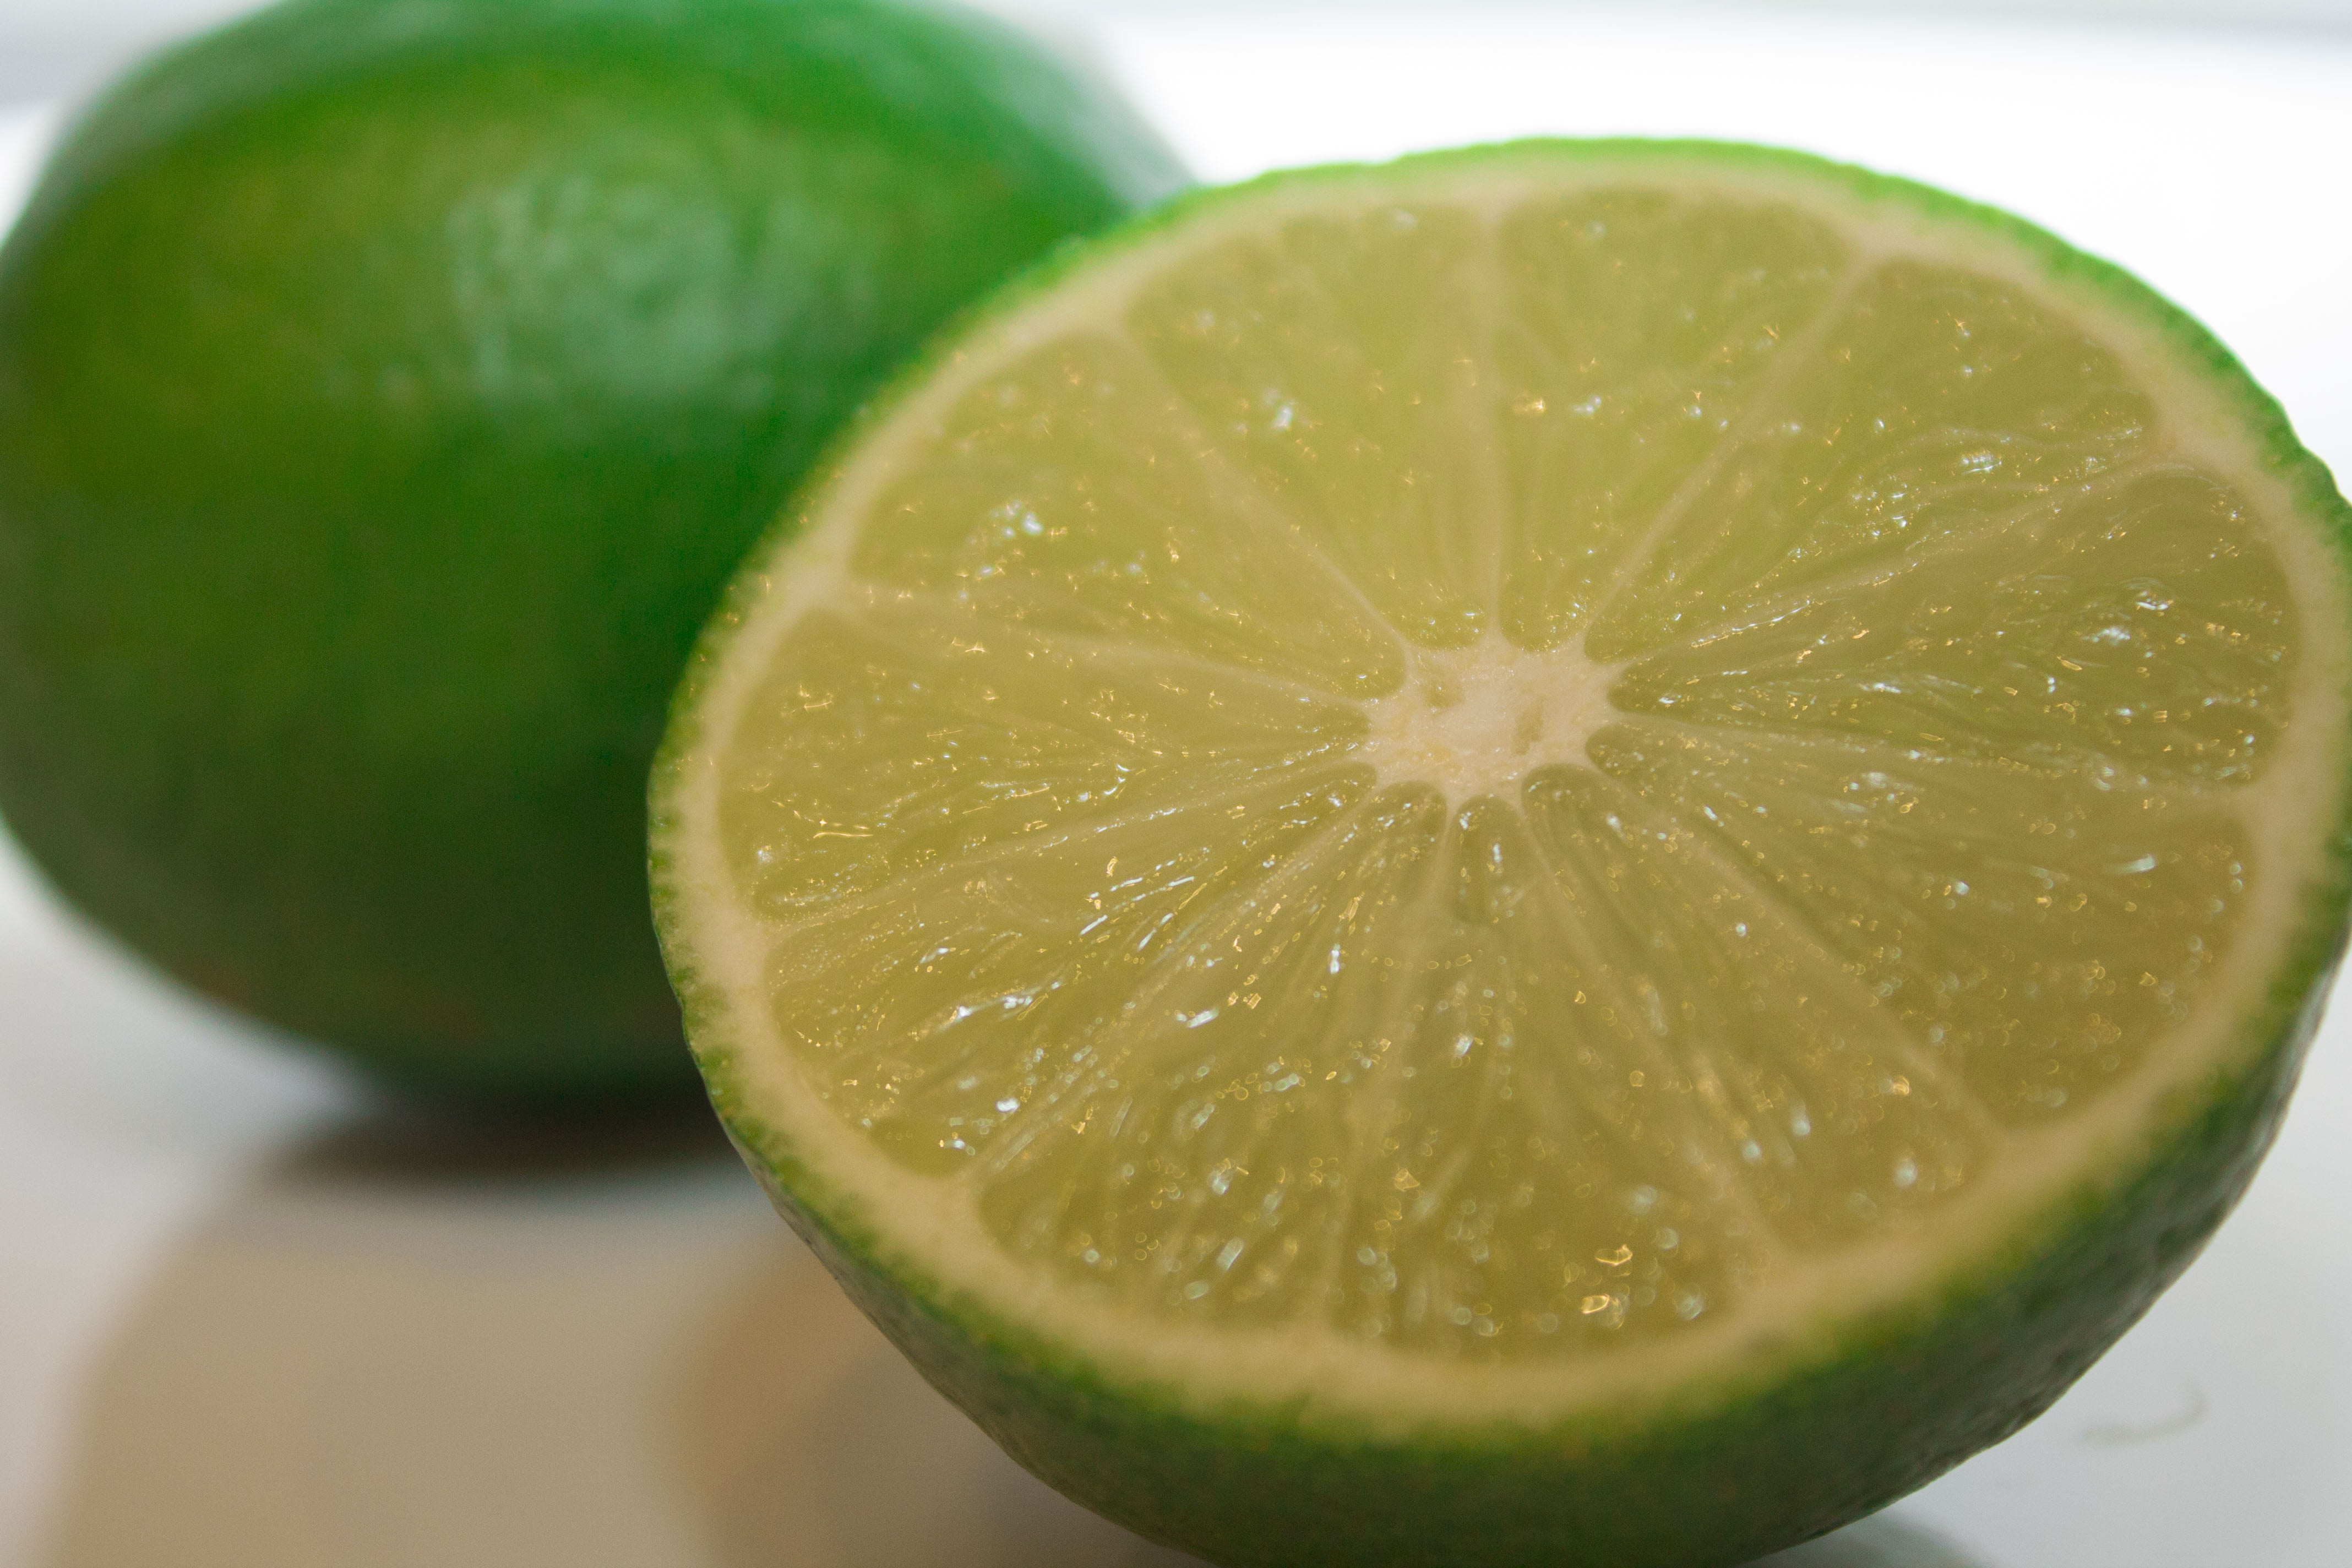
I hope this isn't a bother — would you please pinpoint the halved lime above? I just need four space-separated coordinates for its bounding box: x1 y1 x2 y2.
652 141 2352 1567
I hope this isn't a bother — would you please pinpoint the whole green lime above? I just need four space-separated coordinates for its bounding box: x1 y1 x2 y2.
0 0 1183 1102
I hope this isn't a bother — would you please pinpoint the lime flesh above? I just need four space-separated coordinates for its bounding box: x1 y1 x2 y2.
655 143 2352 1564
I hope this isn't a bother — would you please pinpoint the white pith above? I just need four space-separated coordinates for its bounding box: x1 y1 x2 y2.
1359 633 1630 805
660 153 2352 1431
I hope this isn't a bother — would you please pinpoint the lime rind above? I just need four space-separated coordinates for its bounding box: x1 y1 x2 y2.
650 139 2352 1565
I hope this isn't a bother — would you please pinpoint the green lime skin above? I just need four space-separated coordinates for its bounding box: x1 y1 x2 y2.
0 0 1183 1102
655 141 2352 1566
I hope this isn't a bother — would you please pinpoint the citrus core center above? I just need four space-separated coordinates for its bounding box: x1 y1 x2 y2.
1357 633 1627 805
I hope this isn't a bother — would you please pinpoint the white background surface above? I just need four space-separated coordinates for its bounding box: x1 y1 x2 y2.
4 5 2352 1565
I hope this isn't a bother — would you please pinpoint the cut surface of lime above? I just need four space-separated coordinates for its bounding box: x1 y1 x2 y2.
655 143 2352 1565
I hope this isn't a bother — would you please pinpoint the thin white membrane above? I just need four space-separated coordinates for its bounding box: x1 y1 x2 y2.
663 151 2352 1427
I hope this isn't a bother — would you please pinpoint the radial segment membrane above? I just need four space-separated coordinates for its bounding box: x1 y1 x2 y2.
704 178 2315 1364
